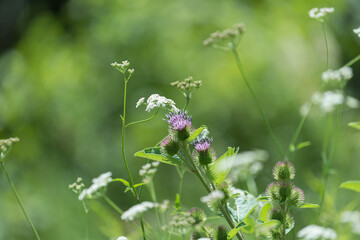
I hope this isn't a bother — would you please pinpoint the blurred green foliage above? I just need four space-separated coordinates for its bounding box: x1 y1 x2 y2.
1 0 360 239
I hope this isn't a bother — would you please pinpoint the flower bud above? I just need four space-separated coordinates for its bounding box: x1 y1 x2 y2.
273 161 295 180
160 136 180 156
213 225 229 240
194 138 215 165
189 208 207 225
289 186 305 207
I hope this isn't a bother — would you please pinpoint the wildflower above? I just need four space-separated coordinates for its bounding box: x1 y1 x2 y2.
136 94 178 112
139 162 159 183
116 237 128 240
136 97 145 108
170 211 196 230
289 186 305 207
69 177 85 194
203 23 246 50
160 135 180 156
0 137 20 159
346 96 360 109
213 226 229 240
321 67 353 87
78 172 112 200
171 76 202 92
189 208 207 225
193 138 216 165
128 69 134 74
200 190 225 204
353 27 360 38
111 60 131 73
297 225 337 240
341 211 360 235
121 201 156 221
272 161 296 180
166 110 192 141
308 7 334 22
311 91 345 113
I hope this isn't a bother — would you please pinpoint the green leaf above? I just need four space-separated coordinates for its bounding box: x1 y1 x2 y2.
348 122 360 130
242 215 256 234
174 193 181 210
227 222 246 239
296 141 311 150
211 147 239 185
257 196 269 202
134 147 183 167
134 183 146 188
258 220 281 234
298 203 320 208
259 202 272 222
340 181 360 192
228 193 258 224
186 125 207 142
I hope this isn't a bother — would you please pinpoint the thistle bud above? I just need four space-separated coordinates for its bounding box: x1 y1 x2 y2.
289 186 305 207
160 136 180 156
189 208 207 225
270 207 284 223
166 110 192 141
279 182 293 201
194 138 215 165
273 161 295 180
266 182 280 201
213 225 229 240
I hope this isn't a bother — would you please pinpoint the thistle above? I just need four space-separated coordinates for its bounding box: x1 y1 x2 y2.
193 138 216 165
166 110 192 141
160 135 180 156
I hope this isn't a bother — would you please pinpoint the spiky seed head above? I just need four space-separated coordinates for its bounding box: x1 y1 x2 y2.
189 208 207 225
273 161 296 180
266 182 281 201
214 225 229 240
279 182 293 201
289 186 305 207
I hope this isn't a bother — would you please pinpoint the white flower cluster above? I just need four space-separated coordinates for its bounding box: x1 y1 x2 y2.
69 177 85 194
121 201 156 221
309 91 359 113
297 225 337 240
78 172 112 200
111 60 134 74
308 7 334 21
354 27 360 38
198 238 211 240
139 162 160 183
116 237 128 240
136 94 178 112
0 137 20 157
341 211 360 235
322 67 353 84
200 190 225 204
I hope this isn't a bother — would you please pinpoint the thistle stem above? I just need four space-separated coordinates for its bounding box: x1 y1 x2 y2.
1 162 41 240
232 49 285 159
124 109 159 128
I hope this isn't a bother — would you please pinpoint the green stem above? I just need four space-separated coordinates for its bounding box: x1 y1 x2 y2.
344 53 360 67
182 145 245 240
322 22 329 70
104 195 123 214
1 162 41 240
124 109 159 128
232 49 285 159
148 182 163 233
286 103 313 160
81 201 89 240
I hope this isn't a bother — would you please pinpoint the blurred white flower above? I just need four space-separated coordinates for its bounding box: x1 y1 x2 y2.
116 237 128 240
297 225 337 240
308 7 334 21
200 190 224 204
354 27 360 38
121 201 156 221
341 211 360 235
136 97 145 108
136 94 178 112
322 67 353 84
78 172 112 200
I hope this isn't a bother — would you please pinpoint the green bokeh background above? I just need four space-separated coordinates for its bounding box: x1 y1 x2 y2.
1 0 360 239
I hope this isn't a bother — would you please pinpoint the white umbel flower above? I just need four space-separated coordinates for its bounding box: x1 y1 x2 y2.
297 225 337 240
341 211 360 235
121 201 156 221
136 97 145 108
200 190 225 204
311 91 344 113
78 172 112 200
322 67 353 84
116 237 128 240
146 94 178 112
354 27 360 38
309 7 334 21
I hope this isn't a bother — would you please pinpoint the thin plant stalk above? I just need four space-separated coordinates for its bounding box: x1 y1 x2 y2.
182 145 245 240
344 53 360 67
232 49 286 159
0 162 41 240
81 201 89 240
147 181 163 233
322 22 330 69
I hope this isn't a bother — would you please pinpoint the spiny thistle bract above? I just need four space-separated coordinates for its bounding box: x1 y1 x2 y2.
273 161 296 180
189 207 207 225
213 225 229 240
166 110 192 141
160 135 180 156
193 138 216 165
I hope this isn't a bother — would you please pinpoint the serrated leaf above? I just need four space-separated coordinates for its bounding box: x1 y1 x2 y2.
228 193 258 224
227 222 246 239
242 215 256 234
340 181 360 192
259 202 272 222
298 203 319 208
348 122 360 130
134 147 183 167
186 125 207 142
211 147 239 185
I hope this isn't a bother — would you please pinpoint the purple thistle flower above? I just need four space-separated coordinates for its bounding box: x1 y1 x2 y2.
166 110 192 130
194 138 212 152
